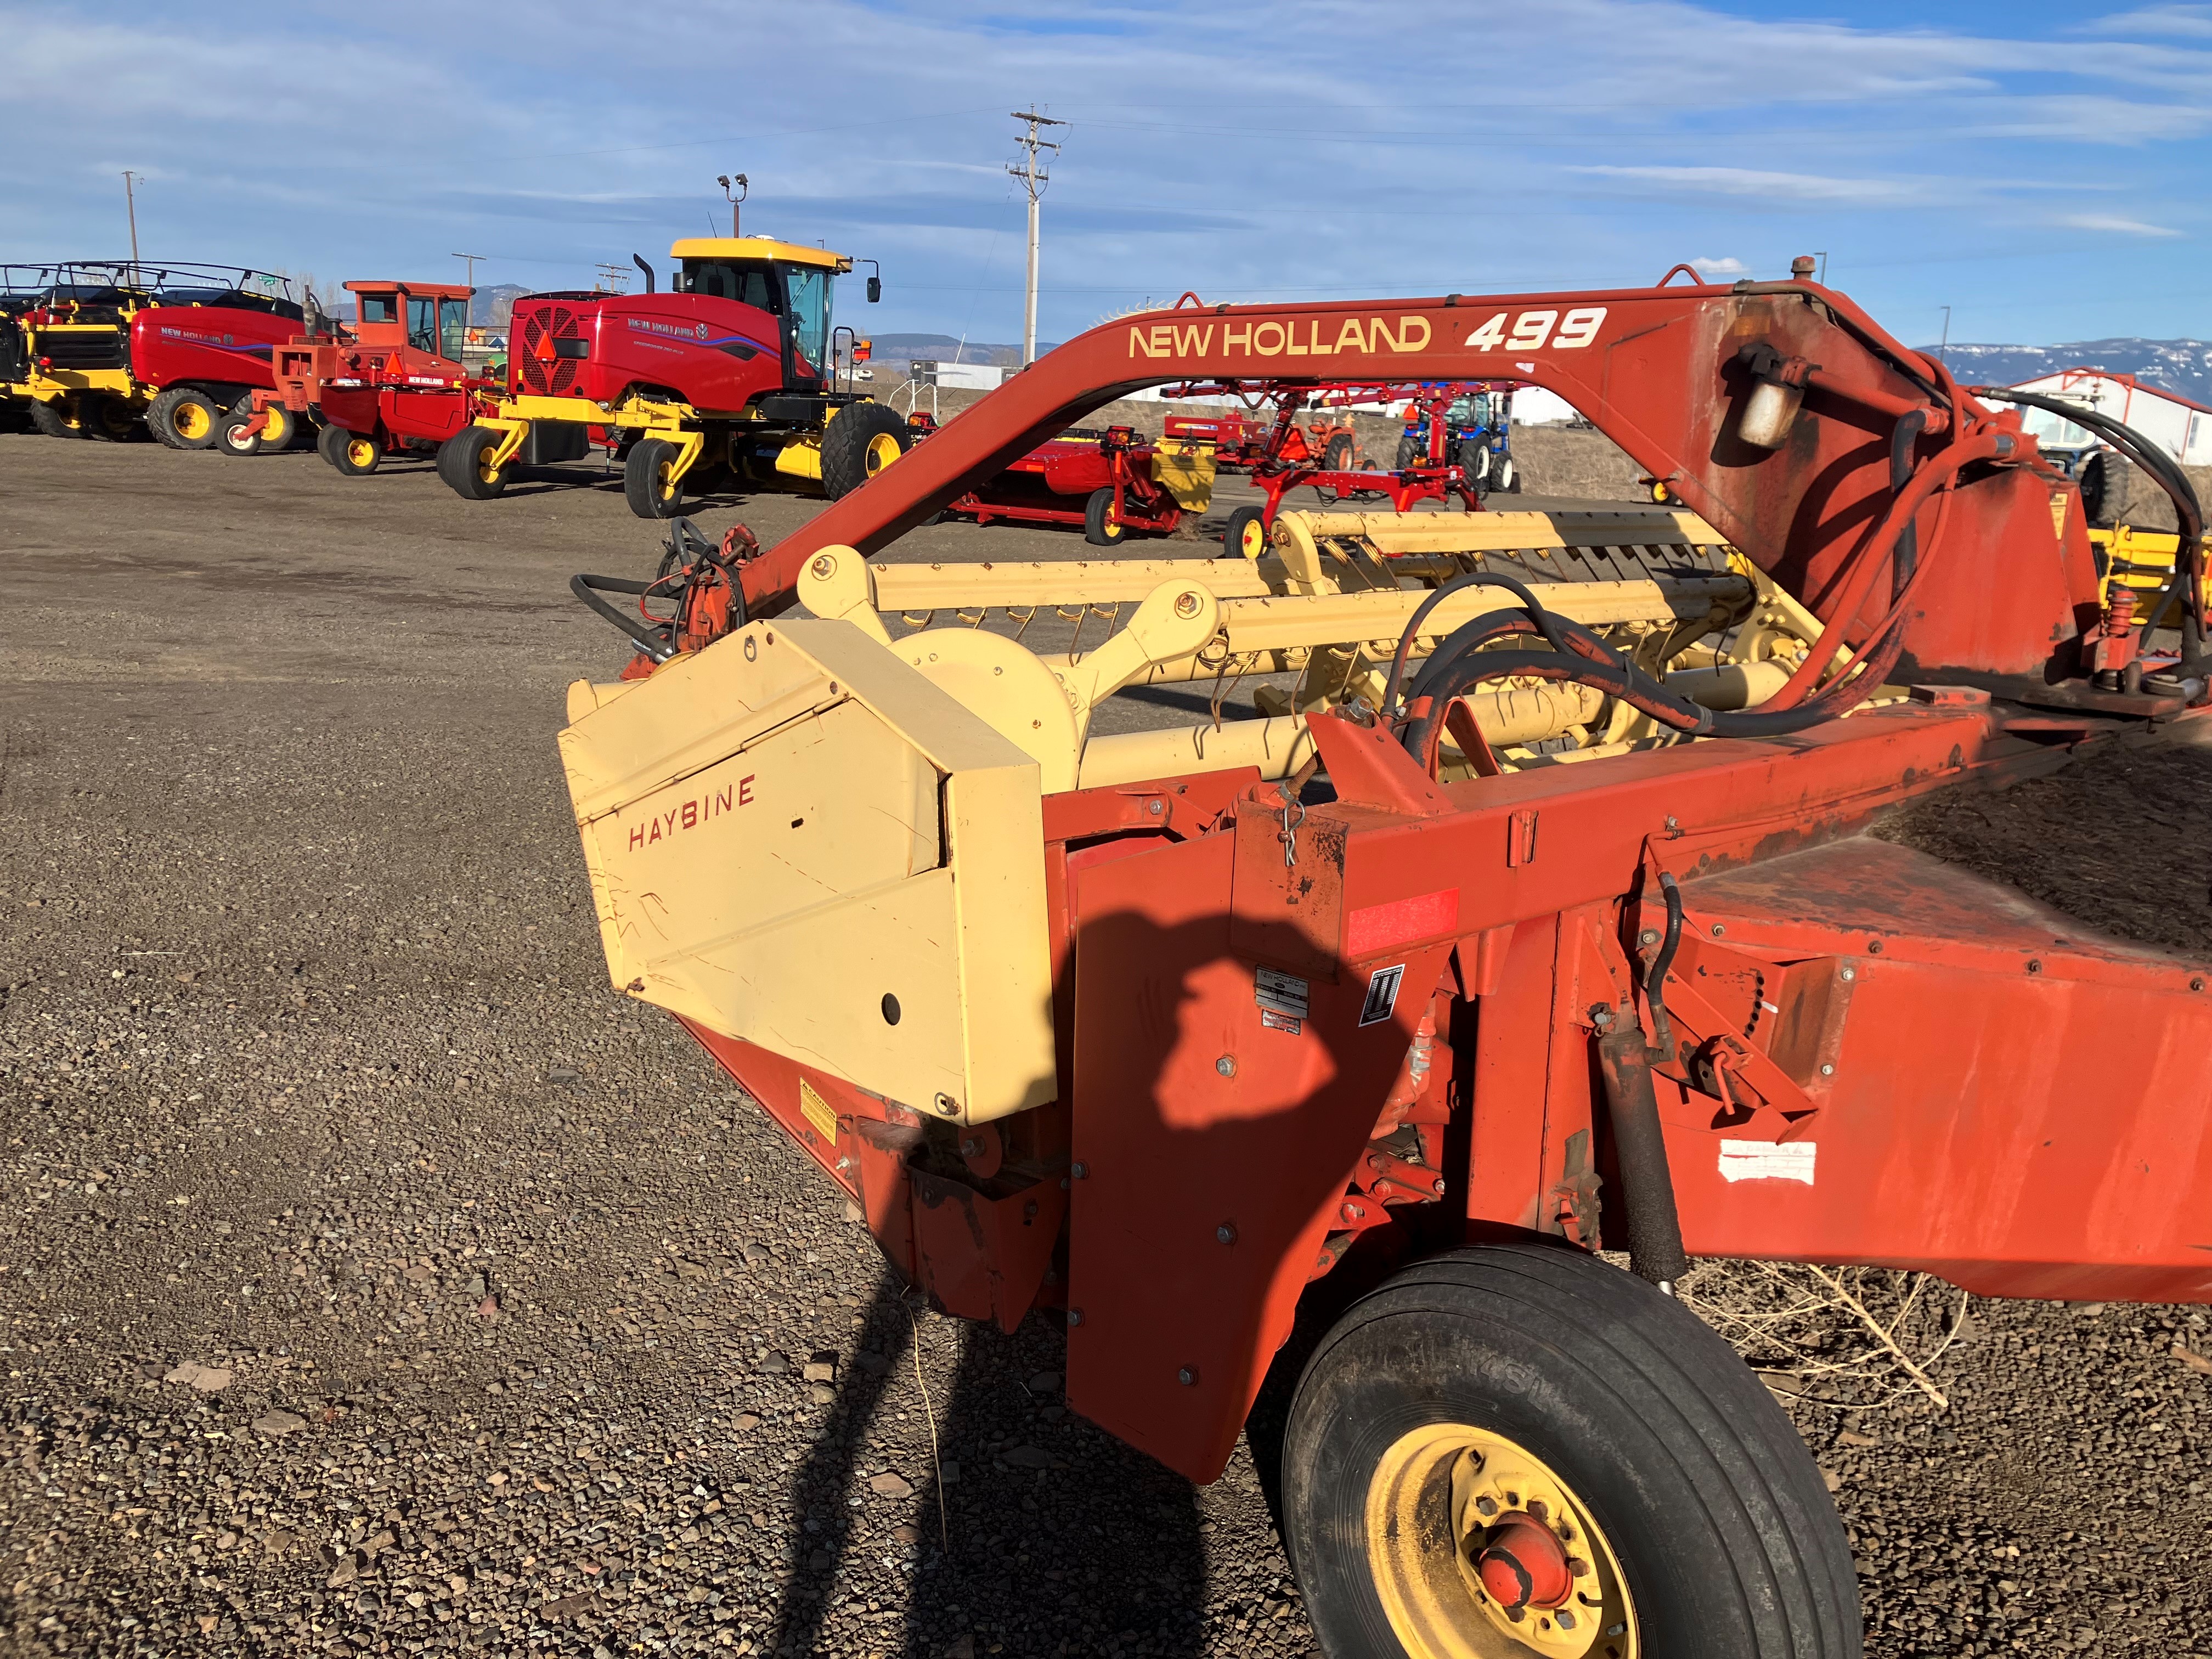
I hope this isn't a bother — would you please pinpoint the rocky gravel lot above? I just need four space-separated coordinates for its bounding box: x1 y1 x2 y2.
1 433 2209 1657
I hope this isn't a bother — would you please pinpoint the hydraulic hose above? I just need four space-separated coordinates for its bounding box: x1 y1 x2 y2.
1763 427 2006 712
1971 386 2208 669
571 573 675 663
1644 872 1684 1058
1381 569 1604 714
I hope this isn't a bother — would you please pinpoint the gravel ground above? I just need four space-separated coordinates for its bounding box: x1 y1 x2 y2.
1 433 2208 1658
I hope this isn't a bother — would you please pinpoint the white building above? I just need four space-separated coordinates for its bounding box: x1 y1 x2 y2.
2008 369 2212 465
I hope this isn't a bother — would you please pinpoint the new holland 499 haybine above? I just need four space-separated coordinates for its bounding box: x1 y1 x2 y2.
556 264 2209 1659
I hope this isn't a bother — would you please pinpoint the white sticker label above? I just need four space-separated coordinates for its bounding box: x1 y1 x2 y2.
1255 966 1311 1020
1358 964 1406 1027
1718 1139 1816 1185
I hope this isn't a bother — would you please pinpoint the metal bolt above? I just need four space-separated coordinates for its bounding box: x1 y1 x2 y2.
809 555 834 578
1216 1224 1237 1245
1866 939 1883 954
961 1137 982 1158
1431 1178 1446 1195
1710 923 1725 938
1147 799 1165 815
1819 1063 1835 1076
933 1093 958 1116
1663 815 1680 833
1639 929 1660 946
1067 1308 1084 1327
835 1156 853 1172
1839 965 1856 982
2027 959 2042 975
1216 1054 1237 1078
1070 1161 1088 1180
2192 978 2206 992
1173 590 1203 619
1340 1201 1366 1223
1177 1367 1198 1386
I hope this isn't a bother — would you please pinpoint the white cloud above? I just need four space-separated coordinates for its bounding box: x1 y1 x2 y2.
1690 257 1749 276
1571 165 1926 205
2060 213 2185 236
2079 4 2212 36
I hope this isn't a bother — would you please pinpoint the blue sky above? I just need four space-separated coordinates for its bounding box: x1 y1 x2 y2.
6 0 2210 349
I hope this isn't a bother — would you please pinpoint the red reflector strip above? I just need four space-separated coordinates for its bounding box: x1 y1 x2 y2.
1346 888 1460 958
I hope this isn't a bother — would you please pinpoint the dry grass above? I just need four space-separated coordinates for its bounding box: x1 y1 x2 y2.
1681 1260 1975 1415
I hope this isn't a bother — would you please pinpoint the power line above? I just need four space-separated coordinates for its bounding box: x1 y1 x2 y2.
1008 109 1066 368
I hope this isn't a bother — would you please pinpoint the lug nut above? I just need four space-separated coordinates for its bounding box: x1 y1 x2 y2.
1216 1223 1237 1245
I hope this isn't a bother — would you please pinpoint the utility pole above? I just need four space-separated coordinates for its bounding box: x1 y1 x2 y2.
451 252 486 290
1814 250 1828 285
1937 305 1953 362
122 171 142 285
1007 110 1066 367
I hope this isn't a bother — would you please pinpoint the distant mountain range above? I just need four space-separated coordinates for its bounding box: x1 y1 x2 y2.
1927 338 2212 404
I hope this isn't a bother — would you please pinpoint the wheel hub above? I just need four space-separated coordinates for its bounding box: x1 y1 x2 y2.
1365 1423 1637 1659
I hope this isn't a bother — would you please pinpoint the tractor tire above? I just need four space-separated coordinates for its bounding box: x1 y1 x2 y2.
319 422 381 477
1084 487 1128 547
255 402 298 454
1395 433 1420 470
1455 438 1487 482
76 393 143 442
623 438 686 520
439 426 510 500
1496 458 1520 494
1222 504 1268 560
820 400 910 499
150 387 222 450
1283 1243 1861 1659
29 397 84 439
2080 449 2131 528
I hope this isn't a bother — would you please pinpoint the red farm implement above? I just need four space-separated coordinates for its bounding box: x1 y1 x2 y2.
937 422 1217 544
1165 379 1488 555
556 263 2211 1657
226 280 492 471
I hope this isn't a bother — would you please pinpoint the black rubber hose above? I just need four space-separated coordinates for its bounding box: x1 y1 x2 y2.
1381 569 1602 713
1596 1026 1690 1290
1645 872 1684 1058
1973 386 2207 664
571 573 674 662
1888 409 1927 599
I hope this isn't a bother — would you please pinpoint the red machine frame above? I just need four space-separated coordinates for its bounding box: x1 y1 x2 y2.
618 276 2210 1487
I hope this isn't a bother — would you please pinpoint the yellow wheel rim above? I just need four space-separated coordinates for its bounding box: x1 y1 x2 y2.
346 438 376 469
1365 1423 1638 1659
864 431 902 476
1239 516 1267 558
266 409 291 446
174 402 211 441
657 461 678 501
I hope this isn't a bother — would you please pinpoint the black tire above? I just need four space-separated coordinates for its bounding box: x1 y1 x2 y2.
1284 1243 1861 1659
319 422 381 477
819 400 910 498
624 438 686 520
76 393 142 442
438 426 510 500
216 410 264 456
1222 504 1268 559
1394 433 1420 470
1455 439 1487 483
1497 459 1520 494
2080 449 2131 528
149 387 222 450
1318 432 1356 502
29 397 84 439
1084 487 1128 546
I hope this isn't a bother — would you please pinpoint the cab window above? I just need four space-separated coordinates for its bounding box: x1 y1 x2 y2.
359 294 397 325
679 260 778 312
406 296 437 353
439 297 469 360
782 264 831 375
